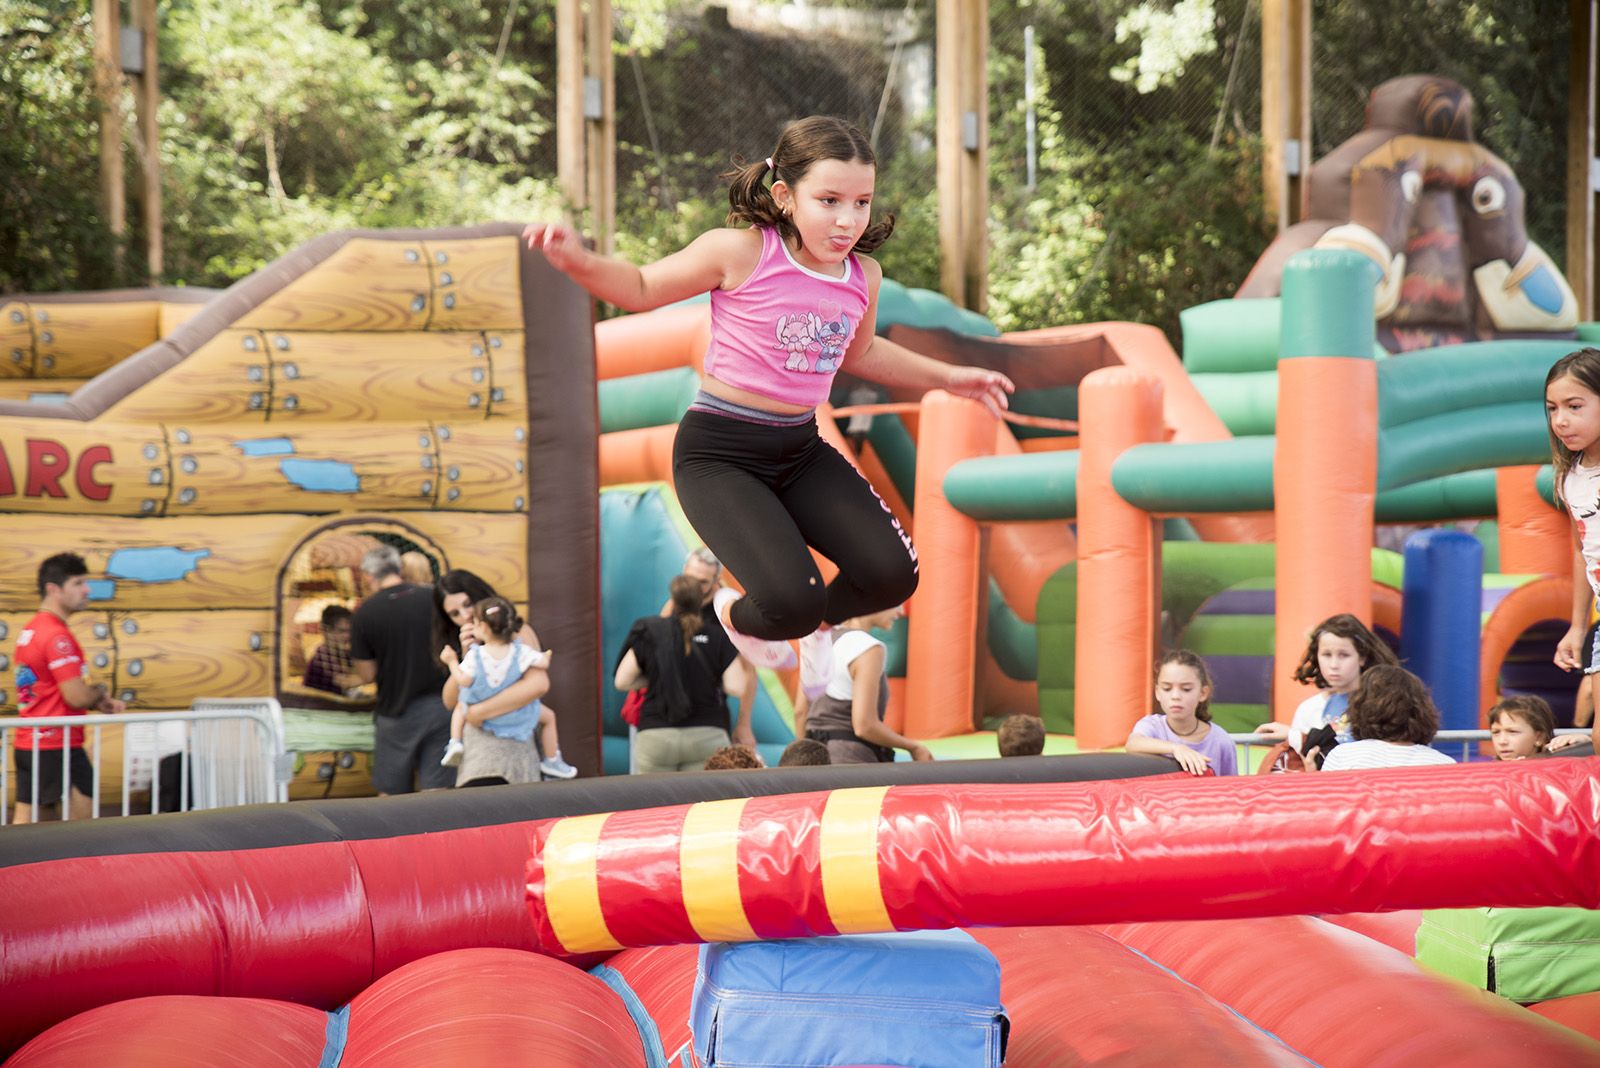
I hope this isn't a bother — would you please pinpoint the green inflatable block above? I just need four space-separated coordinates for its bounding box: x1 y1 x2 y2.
1417 907 1600 1003
1035 563 1077 734
1180 299 1283 373
1188 371 1279 436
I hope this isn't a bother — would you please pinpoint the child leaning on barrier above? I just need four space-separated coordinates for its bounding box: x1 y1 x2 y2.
1125 649 1236 776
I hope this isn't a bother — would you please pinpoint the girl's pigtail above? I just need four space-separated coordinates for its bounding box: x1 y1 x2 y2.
853 212 897 255
724 155 794 245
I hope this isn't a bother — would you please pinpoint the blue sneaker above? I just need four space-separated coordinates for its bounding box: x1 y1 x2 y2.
540 752 578 780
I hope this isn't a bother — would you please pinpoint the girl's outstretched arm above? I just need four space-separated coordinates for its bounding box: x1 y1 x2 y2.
522 223 759 312
843 259 1014 415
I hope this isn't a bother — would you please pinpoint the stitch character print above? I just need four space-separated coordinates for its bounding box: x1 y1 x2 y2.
814 298 851 374
775 313 820 372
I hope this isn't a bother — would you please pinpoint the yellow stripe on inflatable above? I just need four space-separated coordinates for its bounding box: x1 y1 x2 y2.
820 786 893 933
680 798 758 943
543 813 623 952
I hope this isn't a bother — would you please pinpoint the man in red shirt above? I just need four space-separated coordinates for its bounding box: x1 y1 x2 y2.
13 553 125 823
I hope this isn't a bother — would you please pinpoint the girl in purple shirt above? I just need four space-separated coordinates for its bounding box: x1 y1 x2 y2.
525 117 1012 692
1125 649 1238 776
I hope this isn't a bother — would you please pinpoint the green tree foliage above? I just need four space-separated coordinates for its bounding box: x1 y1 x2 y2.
0 2 137 291
0 0 1571 350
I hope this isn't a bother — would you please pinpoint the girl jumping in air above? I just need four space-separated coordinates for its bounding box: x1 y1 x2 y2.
525 116 1013 694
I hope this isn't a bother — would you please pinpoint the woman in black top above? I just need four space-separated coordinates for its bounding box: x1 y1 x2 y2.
615 575 748 773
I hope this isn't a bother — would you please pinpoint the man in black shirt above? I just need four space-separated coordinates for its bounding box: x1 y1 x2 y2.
350 545 453 793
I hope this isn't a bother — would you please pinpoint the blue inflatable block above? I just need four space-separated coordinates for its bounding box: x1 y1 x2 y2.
689 929 1008 1068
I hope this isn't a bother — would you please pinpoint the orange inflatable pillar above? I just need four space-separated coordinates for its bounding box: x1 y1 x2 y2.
1273 250 1380 719
1495 465 1569 577
904 391 997 738
1074 367 1164 749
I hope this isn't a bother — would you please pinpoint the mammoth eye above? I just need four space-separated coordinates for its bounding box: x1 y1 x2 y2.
1400 170 1422 204
1471 176 1506 215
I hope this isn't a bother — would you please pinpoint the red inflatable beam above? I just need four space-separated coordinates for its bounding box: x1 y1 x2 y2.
526 759 1600 953
1096 916 1600 1066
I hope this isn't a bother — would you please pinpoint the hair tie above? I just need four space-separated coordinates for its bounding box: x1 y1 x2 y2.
765 157 774 171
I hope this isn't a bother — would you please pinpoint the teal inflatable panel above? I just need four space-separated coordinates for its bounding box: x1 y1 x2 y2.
986 578 1037 681
1180 299 1283 373
1376 405 1550 491
597 366 699 434
1537 465 1557 508
944 452 1079 521
1374 469 1498 522
1376 339 1575 429
865 414 918 509
876 279 1000 337
1112 438 1275 513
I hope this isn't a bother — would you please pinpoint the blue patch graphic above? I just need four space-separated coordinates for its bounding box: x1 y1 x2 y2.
85 579 117 601
16 665 37 688
281 459 360 494
1521 264 1565 315
235 437 296 457
106 547 212 584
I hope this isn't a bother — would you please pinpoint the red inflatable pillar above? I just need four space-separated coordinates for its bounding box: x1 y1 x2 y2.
1075 367 1164 748
1273 249 1379 719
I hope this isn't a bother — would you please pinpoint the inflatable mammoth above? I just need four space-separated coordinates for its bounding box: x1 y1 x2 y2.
1240 75 1577 351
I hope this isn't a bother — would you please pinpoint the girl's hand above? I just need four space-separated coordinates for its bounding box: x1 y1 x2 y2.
1555 625 1586 671
459 622 479 650
1170 746 1211 775
522 222 587 274
944 365 1014 418
439 646 458 668
909 743 935 762
1255 721 1289 741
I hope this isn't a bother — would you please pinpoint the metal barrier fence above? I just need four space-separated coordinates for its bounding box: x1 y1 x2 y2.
1 699 291 826
1228 728 1592 767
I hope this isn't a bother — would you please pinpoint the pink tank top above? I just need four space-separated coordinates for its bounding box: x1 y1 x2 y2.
704 226 871 408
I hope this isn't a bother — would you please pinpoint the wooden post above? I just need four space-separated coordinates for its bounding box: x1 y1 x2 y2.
962 0 989 312
584 0 616 257
936 0 963 304
91 0 125 243
1260 0 1311 231
1569 0 1598 321
936 0 988 310
556 0 586 217
131 0 162 280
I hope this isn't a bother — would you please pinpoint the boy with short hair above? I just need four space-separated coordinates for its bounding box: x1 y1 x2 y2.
997 714 1045 758
13 552 125 823
303 604 360 695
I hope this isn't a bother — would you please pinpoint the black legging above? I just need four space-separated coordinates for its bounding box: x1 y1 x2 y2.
673 409 919 640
